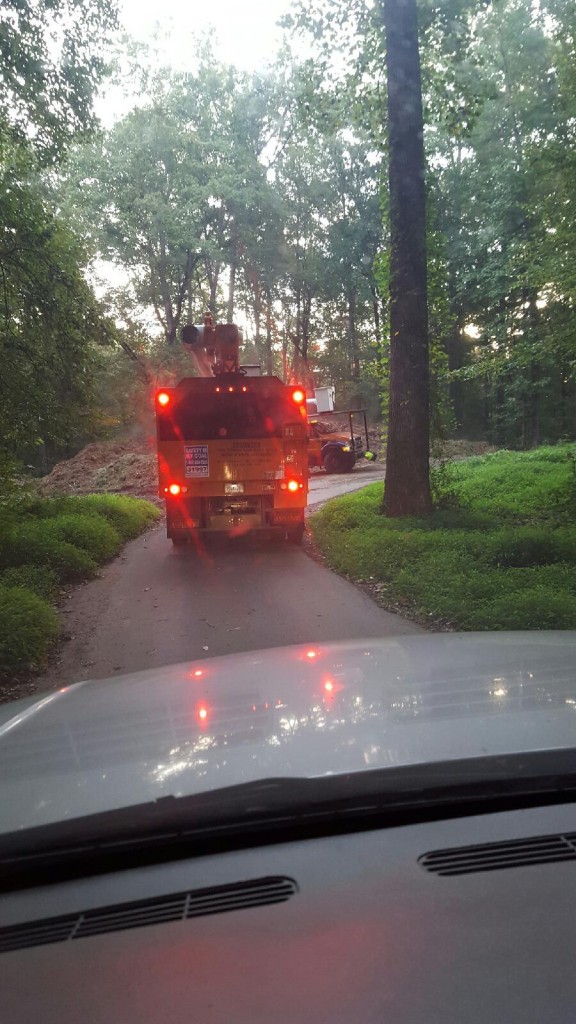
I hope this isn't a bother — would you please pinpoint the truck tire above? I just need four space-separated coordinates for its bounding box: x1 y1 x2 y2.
171 533 188 546
323 448 349 474
287 524 305 544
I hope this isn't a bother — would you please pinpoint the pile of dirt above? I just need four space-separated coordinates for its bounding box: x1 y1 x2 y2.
38 441 158 500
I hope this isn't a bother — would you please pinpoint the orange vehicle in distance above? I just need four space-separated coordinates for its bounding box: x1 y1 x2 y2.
155 316 308 545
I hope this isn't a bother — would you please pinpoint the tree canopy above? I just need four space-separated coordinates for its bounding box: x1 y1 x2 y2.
3 0 576 488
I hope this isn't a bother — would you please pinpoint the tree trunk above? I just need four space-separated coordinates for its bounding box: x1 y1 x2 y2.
265 287 274 375
348 286 360 379
370 284 381 338
227 221 238 323
382 0 432 517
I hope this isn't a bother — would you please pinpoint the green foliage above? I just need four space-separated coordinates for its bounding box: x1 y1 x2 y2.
472 589 576 631
19 493 160 538
1 0 118 163
46 514 122 561
60 49 385 401
68 494 161 540
1 524 98 582
483 526 576 568
0 587 60 671
448 445 576 521
0 493 159 674
0 566 59 602
310 447 576 630
0 0 117 487
0 140 115 487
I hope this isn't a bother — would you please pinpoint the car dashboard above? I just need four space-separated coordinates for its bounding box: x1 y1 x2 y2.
0 800 574 1023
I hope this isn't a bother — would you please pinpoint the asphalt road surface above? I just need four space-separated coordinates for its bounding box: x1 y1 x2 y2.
308 460 385 505
37 462 419 690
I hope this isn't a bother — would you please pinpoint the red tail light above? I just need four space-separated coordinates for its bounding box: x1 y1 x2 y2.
163 483 188 496
197 704 209 724
291 388 305 405
157 391 170 407
287 479 303 493
324 680 334 693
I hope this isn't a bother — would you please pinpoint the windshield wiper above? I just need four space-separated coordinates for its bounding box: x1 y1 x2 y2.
2 748 576 892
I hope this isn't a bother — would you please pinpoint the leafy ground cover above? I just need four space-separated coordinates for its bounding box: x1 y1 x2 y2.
309 445 576 630
0 495 160 675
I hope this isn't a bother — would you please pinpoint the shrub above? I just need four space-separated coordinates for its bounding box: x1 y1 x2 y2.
3 523 97 581
69 494 160 540
0 586 60 671
484 527 576 568
472 588 576 630
48 513 121 561
0 566 59 601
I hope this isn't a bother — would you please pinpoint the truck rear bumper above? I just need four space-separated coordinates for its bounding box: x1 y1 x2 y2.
165 494 305 539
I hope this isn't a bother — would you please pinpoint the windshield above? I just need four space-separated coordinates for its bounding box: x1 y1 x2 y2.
1 0 576 849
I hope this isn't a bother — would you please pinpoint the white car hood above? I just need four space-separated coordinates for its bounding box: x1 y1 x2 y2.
1 632 575 834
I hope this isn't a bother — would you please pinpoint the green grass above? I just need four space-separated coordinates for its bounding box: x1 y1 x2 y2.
310 444 576 631
0 494 161 677
0 586 60 671
0 566 60 602
18 494 160 541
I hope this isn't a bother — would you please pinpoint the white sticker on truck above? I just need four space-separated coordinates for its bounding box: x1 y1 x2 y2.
185 445 209 477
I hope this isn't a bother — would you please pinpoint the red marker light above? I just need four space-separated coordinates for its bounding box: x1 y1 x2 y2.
169 483 181 496
291 388 305 405
157 391 170 407
242 385 248 392
287 479 301 493
215 386 221 393
306 650 317 659
324 680 334 693
197 705 209 723
228 386 234 392
194 669 203 678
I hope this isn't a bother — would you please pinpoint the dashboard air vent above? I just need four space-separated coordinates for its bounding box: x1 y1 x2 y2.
420 832 576 876
0 875 297 955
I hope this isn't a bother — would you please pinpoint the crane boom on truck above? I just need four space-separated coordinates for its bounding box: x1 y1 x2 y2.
155 314 308 545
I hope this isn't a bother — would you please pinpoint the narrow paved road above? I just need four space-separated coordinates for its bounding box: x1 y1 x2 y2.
308 460 385 505
37 462 419 690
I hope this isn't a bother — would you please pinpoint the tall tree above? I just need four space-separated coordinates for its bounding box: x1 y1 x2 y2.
0 0 118 480
1 0 117 162
382 0 432 516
